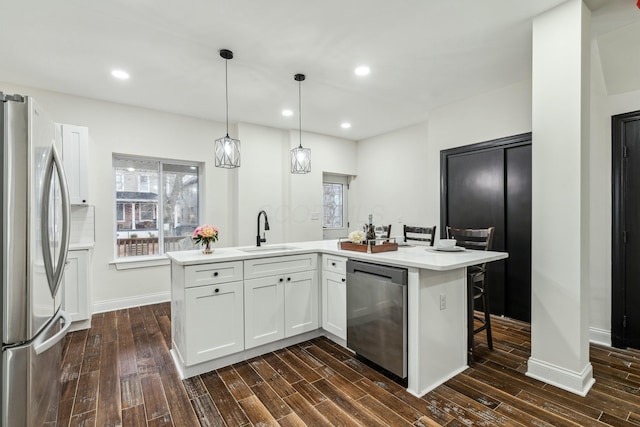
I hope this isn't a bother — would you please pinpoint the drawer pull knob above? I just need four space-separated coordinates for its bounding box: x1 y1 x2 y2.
287 277 291 282
341 278 346 282
214 288 220 293
279 278 284 282
213 272 219 277
331 262 336 266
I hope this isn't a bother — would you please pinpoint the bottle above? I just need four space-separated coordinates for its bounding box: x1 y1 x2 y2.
366 213 375 243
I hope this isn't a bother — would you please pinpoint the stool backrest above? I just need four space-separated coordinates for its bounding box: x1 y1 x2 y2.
446 226 495 252
404 225 437 246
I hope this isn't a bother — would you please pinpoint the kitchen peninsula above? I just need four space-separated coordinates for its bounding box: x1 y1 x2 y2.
168 240 508 397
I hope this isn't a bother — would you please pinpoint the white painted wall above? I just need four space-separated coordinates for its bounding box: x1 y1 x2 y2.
354 81 532 241
352 122 429 236
589 40 612 344
235 123 357 246
0 82 356 310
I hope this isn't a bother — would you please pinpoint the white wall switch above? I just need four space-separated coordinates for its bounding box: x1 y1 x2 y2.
439 293 446 310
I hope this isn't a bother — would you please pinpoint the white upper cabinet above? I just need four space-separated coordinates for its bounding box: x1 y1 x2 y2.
60 124 89 205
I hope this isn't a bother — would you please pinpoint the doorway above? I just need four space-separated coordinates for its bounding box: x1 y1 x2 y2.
612 110 640 348
441 133 532 322
322 173 350 240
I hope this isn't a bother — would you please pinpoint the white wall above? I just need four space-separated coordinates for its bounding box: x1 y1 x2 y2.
589 41 612 343
354 81 532 240
352 122 429 235
235 122 357 245
0 82 356 310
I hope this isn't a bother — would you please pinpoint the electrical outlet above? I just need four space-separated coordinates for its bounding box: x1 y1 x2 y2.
439 294 446 310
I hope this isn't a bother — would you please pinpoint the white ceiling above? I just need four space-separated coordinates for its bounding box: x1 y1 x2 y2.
1 0 638 140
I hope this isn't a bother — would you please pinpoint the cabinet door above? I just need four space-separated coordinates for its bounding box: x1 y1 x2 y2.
244 276 284 349
322 270 346 340
185 282 244 365
284 270 318 338
62 250 90 322
61 124 89 205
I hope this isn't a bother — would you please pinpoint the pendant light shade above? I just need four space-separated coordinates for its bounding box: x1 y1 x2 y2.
215 49 240 169
291 73 311 174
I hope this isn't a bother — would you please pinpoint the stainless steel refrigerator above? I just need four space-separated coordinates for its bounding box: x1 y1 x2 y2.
1 93 72 426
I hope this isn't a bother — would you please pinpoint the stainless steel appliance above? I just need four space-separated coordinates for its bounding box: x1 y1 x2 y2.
346 259 408 378
1 93 72 426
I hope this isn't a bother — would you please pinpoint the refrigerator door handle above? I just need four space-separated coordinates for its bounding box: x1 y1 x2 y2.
40 143 71 298
34 310 72 355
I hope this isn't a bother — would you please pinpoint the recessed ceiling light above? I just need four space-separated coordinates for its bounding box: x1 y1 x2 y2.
126 167 135 172
111 69 130 80
354 66 370 76
341 122 351 129
282 109 293 117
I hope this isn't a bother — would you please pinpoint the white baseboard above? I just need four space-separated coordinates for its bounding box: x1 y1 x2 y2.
92 291 170 314
589 327 611 347
526 357 595 396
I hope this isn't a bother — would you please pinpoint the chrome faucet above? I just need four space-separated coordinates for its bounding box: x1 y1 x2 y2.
256 210 270 246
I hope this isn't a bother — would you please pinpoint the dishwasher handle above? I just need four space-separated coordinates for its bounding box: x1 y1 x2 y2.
346 260 407 285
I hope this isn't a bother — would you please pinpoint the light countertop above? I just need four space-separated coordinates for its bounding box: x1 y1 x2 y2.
167 239 508 271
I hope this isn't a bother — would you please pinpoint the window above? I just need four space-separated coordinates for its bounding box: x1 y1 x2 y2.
116 203 125 222
113 155 200 258
323 183 344 228
138 175 150 192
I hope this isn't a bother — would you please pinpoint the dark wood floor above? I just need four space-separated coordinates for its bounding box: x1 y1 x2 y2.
57 302 640 426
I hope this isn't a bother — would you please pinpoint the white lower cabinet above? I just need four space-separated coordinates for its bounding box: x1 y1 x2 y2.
184 281 244 364
244 254 318 349
322 270 347 339
244 276 285 349
285 270 318 337
322 255 347 340
62 249 91 328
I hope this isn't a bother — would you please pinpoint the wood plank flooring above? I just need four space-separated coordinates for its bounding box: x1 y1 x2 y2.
57 303 640 426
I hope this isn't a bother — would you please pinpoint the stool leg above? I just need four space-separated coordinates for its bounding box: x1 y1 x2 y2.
467 274 475 363
482 280 493 350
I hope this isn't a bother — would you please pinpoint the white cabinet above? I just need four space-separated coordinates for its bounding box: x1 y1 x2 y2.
244 254 318 349
59 124 89 205
172 261 244 366
185 281 244 364
244 276 285 348
322 254 347 340
285 270 318 337
62 249 91 330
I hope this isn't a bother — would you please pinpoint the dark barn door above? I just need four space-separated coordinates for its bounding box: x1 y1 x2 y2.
441 133 532 322
447 149 507 315
613 111 640 348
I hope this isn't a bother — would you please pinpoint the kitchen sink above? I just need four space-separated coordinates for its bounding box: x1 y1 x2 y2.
240 245 300 253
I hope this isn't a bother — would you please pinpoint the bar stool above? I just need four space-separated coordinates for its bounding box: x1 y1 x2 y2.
446 226 495 361
403 225 437 246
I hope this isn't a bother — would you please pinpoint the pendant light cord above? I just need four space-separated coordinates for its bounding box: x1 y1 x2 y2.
298 78 302 148
225 58 229 137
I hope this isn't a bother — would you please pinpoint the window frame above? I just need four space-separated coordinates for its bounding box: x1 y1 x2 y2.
112 154 202 261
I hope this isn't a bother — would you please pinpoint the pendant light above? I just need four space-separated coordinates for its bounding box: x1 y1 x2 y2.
291 73 311 174
215 49 240 168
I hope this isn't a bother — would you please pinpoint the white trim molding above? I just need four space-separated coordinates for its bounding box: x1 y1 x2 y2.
92 291 170 314
526 357 595 397
589 327 611 347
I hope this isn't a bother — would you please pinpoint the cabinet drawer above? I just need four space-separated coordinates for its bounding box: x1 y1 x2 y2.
244 254 317 279
322 254 347 274
185 261 243 288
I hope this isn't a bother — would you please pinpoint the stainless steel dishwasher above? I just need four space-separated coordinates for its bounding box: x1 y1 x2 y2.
346 259 408 378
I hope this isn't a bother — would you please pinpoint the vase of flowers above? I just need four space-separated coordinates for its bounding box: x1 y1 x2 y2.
192 224 219 254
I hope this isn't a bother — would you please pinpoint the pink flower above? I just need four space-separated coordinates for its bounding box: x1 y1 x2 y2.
192 224 219 246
